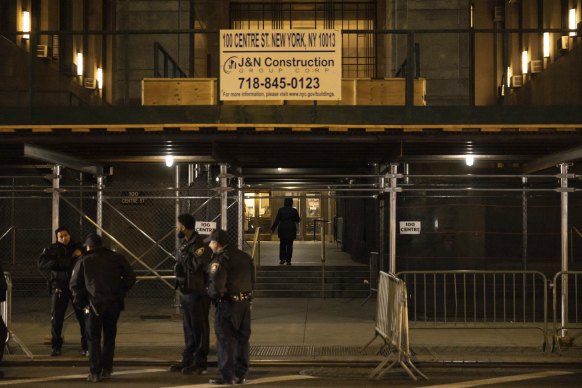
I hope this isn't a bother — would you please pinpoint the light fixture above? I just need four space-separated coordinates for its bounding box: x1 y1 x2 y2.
543 32 550 58
569 8 577 37
76 52 84 76
277 167 282 171
465 155 475 167
521 50 528 74
165 155 174 167
22 11 30 40
470 3 474 28
96 67 103 90
506 66 512 87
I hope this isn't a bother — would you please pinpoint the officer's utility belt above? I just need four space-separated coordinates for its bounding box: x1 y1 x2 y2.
225 292 252 302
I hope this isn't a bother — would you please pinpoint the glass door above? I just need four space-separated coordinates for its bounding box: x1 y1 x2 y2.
244 192 272 239
304 193 322 240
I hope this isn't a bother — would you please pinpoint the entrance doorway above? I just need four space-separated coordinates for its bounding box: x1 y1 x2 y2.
244 191 335 242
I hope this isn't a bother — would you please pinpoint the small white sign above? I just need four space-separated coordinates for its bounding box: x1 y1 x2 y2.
195 221 216 235
399 221 421 235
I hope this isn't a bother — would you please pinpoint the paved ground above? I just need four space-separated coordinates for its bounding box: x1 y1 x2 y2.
1 365 582 387
3 242 582 387
5 297 582 365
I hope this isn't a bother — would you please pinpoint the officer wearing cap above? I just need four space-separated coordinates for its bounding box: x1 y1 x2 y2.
169 214 213 375
205 229 254 385
70 232 136 383
38 227 87 357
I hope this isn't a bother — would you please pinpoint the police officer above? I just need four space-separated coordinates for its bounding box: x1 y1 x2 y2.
70 233 136 383
38 226 87 357
206 229 254 385
169 214 213 375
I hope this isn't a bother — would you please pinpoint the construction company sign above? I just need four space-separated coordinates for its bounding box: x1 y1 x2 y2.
219 29 341 101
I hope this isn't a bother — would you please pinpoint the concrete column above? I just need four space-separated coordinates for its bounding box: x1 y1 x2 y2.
51 165 61 242
220 164 228 230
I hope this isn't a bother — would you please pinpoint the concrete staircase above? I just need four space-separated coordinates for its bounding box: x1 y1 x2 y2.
253 265 371 298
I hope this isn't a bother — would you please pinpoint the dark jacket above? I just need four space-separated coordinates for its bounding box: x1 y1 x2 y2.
38 242 82 292
174 232 212 294
69 247 136 312
207 245 255 300
271 198 301 240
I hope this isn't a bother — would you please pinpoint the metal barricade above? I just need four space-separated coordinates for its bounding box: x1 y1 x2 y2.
551 271 582 352
1 272 10 343
363 271 427 381
397 270 549 351
2 272 34 359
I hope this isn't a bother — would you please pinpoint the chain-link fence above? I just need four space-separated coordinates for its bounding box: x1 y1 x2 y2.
0 164 243 355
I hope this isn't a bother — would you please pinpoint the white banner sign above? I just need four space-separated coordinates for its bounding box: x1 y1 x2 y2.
195 221 216 235
219 29 342 101
399 221 421 235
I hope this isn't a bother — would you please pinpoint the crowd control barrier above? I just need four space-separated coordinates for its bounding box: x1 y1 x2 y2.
397 270 549 351
363 271 427 381
551 271 582 352
2 272 34 359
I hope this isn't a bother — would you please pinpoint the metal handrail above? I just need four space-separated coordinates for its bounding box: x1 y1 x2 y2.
0 227 16 265
312 219 330 241
250 227 261 280
0 226 15 243
153 41 187 78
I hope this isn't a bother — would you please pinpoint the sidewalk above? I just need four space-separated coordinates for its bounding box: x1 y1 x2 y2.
5 297 582 365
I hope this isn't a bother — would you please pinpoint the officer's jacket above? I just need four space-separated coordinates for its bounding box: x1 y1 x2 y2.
174 232 212 294
38 242 82 292
69 247 136 311
208 245 255 300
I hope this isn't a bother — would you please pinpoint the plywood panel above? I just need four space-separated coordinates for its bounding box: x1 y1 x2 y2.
142 78 216 105
318 79 356 105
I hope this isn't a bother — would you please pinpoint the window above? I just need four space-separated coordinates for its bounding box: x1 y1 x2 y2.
306 194 321 218
230 0 376 77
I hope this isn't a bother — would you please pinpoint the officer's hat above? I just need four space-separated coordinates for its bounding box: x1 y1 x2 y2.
203 229 229 246
83 232 102 248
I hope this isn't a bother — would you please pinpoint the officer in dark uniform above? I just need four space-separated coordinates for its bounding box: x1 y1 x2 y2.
169 214 213 375
205 229 254 385
38 226 87 357
0 263 7 379
70 233 136 383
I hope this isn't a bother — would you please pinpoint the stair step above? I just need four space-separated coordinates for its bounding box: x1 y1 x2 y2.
254 265 371 298
255 282 369 291
257 277 370 284
253 290 370 298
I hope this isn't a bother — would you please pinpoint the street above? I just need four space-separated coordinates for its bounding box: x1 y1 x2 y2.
0 364 580 387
